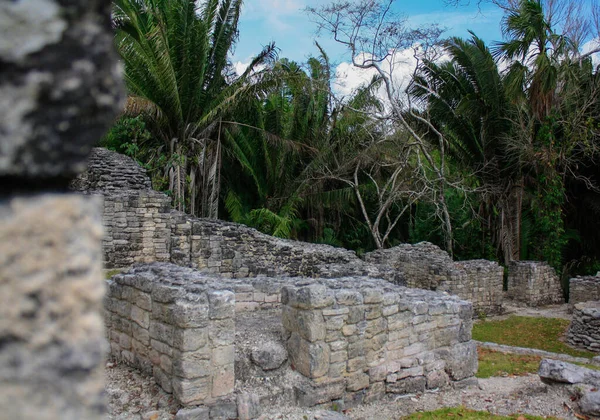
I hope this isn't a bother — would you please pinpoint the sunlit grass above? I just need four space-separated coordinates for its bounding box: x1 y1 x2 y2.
477 348 541 378
472 316 596 358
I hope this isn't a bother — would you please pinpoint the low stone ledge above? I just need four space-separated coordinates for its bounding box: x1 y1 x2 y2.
476 341 594 365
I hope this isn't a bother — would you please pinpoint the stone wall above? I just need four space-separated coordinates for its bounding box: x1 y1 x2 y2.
282 279 478 406
506 261 564 306
106 263 478 410
570 274 600 305
106 264 237 408
364 244 504 316
74 148 399 283
1 0 124 418
567 302 600 352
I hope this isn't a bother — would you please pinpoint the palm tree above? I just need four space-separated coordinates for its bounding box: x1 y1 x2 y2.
411 33 522 262
113 0 276 217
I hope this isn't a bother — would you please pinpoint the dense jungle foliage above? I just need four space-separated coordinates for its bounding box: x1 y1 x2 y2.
103 0 600 280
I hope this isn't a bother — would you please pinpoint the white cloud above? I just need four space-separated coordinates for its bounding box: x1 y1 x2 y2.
333 45 450 109
582 38 600 66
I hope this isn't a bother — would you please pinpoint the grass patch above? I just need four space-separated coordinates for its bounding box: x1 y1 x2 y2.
477 348 541 378
402 406 558 419
472 316 596 359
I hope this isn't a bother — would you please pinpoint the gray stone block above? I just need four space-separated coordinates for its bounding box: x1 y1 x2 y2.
175 406 210 420
0 194 106 419
0 0 124 179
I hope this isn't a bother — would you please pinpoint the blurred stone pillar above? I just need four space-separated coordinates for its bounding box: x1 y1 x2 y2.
0 0 124 418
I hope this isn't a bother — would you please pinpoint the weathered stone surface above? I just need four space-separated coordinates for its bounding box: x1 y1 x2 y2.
175 406 210 420
0 195 106 419
506 261 564 307
288 333 330 378
436 341 478 381
209 399 237 420
580 388 600 417
386 376 426 394
570 274 600 305
364 243 504 316
538 359 589 385
237 392 261 420
0 2 124 180
567 302 600 352
250 341 288 371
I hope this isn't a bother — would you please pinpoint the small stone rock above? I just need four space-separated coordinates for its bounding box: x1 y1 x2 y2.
237 392 261 420
174 406 209 420
250 341 288 371
538 359 585 384
580 388 600 416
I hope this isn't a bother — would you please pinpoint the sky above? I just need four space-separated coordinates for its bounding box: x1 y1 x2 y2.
233 0 506 64
232 0 505 95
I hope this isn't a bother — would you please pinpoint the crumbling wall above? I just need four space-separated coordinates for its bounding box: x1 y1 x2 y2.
74 149 399 283
282 278 478 406
105 264 237 409
570 274 600 305
506 261 564 306
567 302 600 352
106 263 478 410
364 244 504 316
102 192 172 267
0 0 125 418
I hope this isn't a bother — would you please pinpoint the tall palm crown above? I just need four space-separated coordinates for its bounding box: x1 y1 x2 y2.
113 0 275 217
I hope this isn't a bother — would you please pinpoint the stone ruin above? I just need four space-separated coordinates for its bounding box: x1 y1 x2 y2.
73 148 512 318
569 273 600 305
506 261 564 306
72 148 400 283
106 263 478 414
0 0 125 418
567 302 600 352
364 244 505 316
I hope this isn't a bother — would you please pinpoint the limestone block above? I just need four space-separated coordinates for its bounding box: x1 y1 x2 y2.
436 341 478 381
386 376 426 394
289 284 335 309
209 290 235 320
0 194 106 419
296 310 327 342
212 364 235 397
172 349 211 379
250 341 288 371
288 333 330 378
175 407 210 420
172 377 211 406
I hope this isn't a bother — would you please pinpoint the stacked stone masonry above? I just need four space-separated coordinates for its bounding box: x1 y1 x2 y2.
567 302 600 352
106 263 478 410
282 279 478 406
106 264 237 408
1 0 124 418
506 261 564 306
570 274 600 305
73 149 400 283
364 244 505 316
